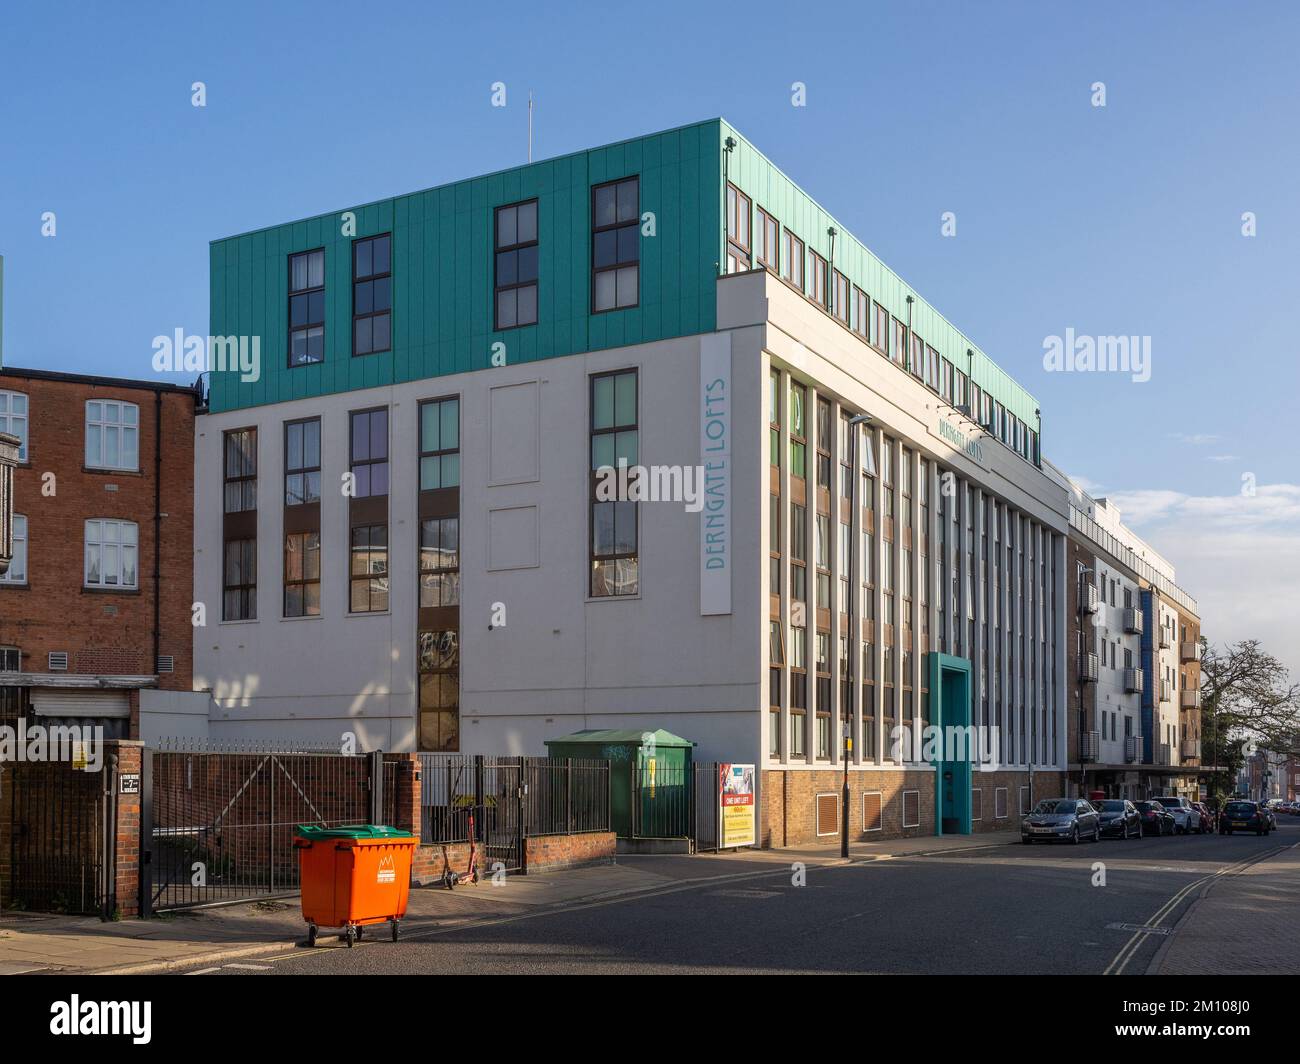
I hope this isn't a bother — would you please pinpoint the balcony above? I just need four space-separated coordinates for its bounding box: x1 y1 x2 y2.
1180 689 1201 710
1079 730 1101 763
1124 735 1141 763
1159 680 1171 703
1156 742 1172 766
1181 738 1200 761
1078 653 1099 684
1124 667 1144 694
1079 584 1099 615
1158 630 1171 649
1122 607 1143 635
1180 641 1200 663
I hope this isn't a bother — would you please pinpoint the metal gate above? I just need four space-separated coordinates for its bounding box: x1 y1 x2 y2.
141 746 377 915
419 755 524 873
0 759 117 917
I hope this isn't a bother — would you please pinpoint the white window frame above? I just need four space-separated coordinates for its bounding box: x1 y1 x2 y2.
84 519 139 589
0 391 29 462
902 789 920 828
0 514 26 584
85 399 140 472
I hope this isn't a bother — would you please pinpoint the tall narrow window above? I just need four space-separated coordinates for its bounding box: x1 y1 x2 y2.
0 392 28 462
592 176 639 312
283 418 321 618
832 270 849 323
873 302 889 353
789 382 806 479
349 408 389 613
782 231 805 290
495 200 538 329
809 252 828 308
222 427 256 620
757 208 779 271
418 396 461 751
0 515 27 584
288 249 325 366
590 369 638 596
86 400 139 472
725 184 751 273
352 234 391 356
853 288 870 342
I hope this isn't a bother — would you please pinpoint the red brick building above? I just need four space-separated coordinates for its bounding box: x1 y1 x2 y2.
0 368 199 738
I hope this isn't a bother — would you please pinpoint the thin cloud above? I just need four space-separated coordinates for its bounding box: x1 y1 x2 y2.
1168 432 1221 446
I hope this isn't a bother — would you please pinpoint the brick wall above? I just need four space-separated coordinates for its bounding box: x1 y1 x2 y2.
110 742 142 917
0 372 197 728
524 832 616 873
761 767 1066 846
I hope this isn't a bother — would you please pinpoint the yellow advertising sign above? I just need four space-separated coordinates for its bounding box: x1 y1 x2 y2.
719 763 755 848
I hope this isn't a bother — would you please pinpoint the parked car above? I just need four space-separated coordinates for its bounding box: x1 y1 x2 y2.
1191 802 1214 833
1022 798 1101 844
1149 794 1199 834
1095 799 1141 839
1219 799 1271 835
1134 801 1176 836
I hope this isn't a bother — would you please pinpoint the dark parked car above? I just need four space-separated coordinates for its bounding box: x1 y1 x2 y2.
1191 802 1214 833
1220 799 1271 835
1021 798 1100 844
1095 799 1141 839
1134 801 1176 836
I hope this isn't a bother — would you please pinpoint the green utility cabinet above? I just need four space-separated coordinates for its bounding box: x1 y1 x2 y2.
545 729 695 839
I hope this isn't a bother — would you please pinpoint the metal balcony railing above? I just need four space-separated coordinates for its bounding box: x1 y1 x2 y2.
1122 607 1143 635
1079 584 1099 615
1158 630 1171 649
1124 667 1144 693
1180 641 1200 663
1180 739 1200 760
1079 730 1101 763
1180 689 1201 710
1160 680 1171 703
1124 735 1141 764
1157 743 1172 766
1078 653 1099 683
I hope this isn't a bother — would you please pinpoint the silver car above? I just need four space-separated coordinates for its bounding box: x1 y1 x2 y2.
1021 798 1101 844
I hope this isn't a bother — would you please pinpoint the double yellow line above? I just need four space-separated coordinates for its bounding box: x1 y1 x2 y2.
1105 843 1289 975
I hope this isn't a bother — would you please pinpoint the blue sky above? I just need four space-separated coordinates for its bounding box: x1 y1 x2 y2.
2 0 1297 663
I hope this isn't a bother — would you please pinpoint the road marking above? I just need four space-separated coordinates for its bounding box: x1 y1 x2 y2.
184 967 223 975
1104 844 1287 975
223 963 272 970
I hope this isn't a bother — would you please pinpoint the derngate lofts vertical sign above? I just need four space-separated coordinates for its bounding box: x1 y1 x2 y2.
700 333 731 615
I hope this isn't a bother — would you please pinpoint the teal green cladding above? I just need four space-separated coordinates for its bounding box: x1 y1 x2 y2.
718 121 1040 428
208 121 722 413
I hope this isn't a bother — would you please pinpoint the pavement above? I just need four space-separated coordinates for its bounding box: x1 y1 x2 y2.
1151 833 1300 975
0 828 1017 975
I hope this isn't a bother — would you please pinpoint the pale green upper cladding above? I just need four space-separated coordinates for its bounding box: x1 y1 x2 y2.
718 120 1041 428
207 121 723 413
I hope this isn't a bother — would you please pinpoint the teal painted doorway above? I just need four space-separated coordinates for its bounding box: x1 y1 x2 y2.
927 652 973 836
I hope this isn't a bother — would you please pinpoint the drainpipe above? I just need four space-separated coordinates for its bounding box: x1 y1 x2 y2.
152 388 162 682
721 136 736 275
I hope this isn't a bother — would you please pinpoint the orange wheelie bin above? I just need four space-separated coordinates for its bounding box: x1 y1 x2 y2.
293 825 417 947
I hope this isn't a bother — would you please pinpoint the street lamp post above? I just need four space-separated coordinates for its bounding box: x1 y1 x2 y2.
843 412 873 858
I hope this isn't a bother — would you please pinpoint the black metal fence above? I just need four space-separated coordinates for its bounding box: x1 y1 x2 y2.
142 748 374 914
524 758 610 836
0 758 117 917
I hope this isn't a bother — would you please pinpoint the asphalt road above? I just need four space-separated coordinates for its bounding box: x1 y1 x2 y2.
178 819 1298 976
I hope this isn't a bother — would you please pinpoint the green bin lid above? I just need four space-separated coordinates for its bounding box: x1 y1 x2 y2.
293 824 415 841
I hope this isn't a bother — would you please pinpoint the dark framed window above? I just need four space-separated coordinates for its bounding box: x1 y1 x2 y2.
789 381 806 479
495 200 538 329
284 418 321 506
349 408 389 498
418 630 459 752
782 230 805 290
592 176 639 312
757 208 779 271
352 234 391 356
419 518 460 608
832 270 849 323
853 287 871 342
809 251 828 308
590 368 638 596
223 429 257 514
349 524 388 613
223 538 256 621
288 249 325 366
816 396 831 490
892 317 906 365
419 398 460 490
873 302 889 353
726 183 751 273
284 532 321 617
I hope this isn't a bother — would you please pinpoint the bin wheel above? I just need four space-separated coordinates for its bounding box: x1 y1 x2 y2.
443 871 457 890
345 926 357 948
391 919 400 943
306 924 317 948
